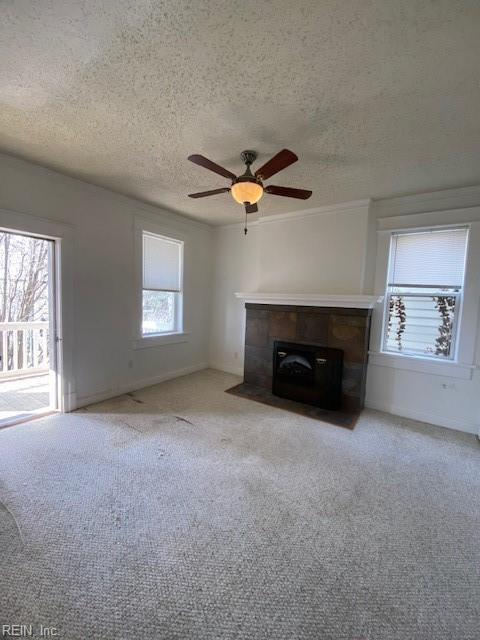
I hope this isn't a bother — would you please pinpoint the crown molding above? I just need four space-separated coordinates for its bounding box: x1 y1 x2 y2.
219 199 371 229
257 199 371 225
218 219 260 230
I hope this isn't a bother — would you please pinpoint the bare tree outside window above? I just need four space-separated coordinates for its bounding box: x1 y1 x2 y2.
0 232 50 372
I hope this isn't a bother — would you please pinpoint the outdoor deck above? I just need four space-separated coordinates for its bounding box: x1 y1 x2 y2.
0 373 50 422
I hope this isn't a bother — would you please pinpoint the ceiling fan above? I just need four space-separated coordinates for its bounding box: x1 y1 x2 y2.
188 149 312 233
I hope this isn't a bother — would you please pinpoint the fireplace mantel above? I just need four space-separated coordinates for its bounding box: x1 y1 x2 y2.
235 292 382 309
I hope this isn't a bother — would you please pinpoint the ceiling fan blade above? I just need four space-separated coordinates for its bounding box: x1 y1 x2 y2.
188 187 230 198
255 149 298 180
188 154 236 181
265 185 312 199
245 203 258 214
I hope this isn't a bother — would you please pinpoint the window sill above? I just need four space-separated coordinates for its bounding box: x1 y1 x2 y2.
368 351 476 380
133 331 189 350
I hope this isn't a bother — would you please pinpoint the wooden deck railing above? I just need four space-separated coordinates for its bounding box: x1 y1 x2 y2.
0 321 49 379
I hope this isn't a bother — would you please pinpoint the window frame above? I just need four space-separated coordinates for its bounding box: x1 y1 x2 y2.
134 219 189 349
142 230 184 336
380 227 468 361
369 212 480 380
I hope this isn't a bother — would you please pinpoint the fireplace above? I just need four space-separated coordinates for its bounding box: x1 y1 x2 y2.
240 300 372 412
273 341 343 409
226 294 377 427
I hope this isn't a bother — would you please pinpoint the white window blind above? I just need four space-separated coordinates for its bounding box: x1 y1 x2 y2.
143 233 182 292
383 227 468 360
389 228 468 287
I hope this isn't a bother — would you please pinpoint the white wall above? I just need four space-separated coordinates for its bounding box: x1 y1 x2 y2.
256 203 370 293
209 190 480 435
208 201 371 376
0 153 213 408
209 223 259 376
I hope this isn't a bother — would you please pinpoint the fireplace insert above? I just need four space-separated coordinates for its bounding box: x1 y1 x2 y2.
273 341 343 410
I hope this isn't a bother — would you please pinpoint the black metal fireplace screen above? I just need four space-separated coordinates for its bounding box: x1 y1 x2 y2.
273 341 343 410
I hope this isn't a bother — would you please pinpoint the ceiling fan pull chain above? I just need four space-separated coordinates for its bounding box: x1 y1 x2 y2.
244 209 248 235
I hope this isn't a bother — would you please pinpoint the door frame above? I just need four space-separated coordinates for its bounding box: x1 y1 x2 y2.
0 207 76 415
48 236 59 412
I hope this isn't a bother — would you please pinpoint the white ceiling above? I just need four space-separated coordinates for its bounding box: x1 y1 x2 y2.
1 1 479 225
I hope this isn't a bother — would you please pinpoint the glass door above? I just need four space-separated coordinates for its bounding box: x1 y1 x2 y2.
0 230 58 425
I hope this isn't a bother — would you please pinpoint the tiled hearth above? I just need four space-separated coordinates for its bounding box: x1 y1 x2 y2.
243 303 372 413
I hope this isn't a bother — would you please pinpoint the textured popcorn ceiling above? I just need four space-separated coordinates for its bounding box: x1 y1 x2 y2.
1 1 480 225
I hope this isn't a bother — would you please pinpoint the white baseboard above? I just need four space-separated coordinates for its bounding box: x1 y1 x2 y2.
74 362 208 410
365 398 479 435
123 362 208 395
72 364 479 436
62 390 77 413
209 361 244 377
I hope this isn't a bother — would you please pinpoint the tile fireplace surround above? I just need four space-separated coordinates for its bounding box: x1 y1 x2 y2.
235 294 380 415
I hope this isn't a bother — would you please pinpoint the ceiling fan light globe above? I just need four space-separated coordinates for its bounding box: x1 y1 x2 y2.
231 181 263 205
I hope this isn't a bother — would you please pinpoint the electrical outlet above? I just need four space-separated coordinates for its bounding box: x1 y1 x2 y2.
441 382 456 390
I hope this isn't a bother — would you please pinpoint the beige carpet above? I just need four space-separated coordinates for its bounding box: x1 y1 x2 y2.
0 368 479 639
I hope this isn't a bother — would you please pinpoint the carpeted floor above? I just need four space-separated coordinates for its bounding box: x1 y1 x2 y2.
0 369 479 640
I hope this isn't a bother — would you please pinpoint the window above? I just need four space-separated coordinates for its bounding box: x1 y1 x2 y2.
142 231 183 336
383 227 468 360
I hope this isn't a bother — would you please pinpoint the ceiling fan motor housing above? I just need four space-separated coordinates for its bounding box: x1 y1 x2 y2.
240 150 257 166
